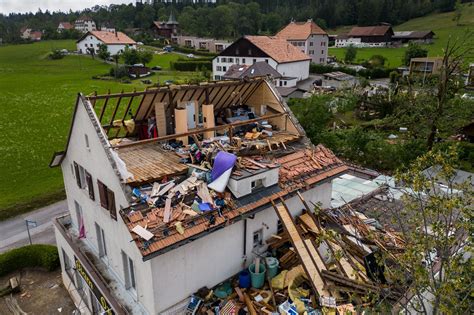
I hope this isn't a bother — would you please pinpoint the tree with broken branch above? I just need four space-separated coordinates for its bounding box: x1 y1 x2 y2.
386 147 473 314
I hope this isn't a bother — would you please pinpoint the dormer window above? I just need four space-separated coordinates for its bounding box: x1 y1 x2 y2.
251 178 263 191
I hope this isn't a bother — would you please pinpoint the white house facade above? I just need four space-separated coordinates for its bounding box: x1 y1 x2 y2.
50 78 348 314
75 16 97 33
77 31 137 55
276 20 329 64
212 36 311 82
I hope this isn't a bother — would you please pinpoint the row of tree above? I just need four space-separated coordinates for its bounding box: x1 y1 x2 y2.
0 0 467 43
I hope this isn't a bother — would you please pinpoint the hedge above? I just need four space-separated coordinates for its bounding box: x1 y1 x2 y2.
310 63 394 79
0 244 60 277
171 60 212 71
171 45 217 57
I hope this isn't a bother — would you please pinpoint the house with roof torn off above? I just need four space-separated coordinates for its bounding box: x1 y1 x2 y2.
50 77 350 314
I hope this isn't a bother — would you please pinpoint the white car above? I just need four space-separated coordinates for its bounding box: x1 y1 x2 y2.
187 54 195 58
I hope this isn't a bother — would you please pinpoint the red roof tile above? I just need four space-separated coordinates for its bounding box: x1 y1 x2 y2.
85 31 136 45
276 20 327 40
245 36 311 63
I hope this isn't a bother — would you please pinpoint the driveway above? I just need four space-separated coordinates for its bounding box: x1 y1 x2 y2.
0 200 67 253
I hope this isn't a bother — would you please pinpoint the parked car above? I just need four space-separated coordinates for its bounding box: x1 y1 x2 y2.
164 80 174 85
163 45 173 53
151 66 162 71
187 53 195 58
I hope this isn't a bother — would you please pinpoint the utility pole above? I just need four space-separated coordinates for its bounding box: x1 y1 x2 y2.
25 220 37 245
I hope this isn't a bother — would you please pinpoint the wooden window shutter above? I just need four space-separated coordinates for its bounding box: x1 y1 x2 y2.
97 180 108 209
74 162 81 188
86 171 95 201
107 189 117 220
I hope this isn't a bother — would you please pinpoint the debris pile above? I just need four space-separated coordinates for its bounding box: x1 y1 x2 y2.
181 193 406 314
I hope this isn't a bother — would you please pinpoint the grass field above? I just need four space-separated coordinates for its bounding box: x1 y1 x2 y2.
0 40 195 220
329 3 474 67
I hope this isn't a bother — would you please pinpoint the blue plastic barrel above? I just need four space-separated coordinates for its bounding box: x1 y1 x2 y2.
239 270 251 288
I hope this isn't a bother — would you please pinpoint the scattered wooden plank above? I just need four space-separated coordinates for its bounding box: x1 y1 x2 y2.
163 198 172 223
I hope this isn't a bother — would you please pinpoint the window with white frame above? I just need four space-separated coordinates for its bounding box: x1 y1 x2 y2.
122 251 136 290
253 229 263 248
216 66 222 71
95 223 107 258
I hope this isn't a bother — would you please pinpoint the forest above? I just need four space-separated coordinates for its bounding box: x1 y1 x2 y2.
0 0 467 42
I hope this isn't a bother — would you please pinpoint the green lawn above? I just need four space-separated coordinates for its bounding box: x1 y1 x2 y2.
329 3 474 68
0 40 196 220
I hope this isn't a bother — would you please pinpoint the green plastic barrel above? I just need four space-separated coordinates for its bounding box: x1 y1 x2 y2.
266 257 279 279
248 263 266 289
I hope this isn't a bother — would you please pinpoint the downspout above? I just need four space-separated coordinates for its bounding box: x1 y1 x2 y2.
243 218 247 268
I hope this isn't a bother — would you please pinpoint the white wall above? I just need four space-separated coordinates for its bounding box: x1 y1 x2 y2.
77 34 136 55
306 34 328 64
151 181 332 313
276 60 310 81
58 98 155 314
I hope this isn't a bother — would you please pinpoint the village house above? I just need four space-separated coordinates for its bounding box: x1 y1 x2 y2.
50 77 349 314
392 30 435 44
275 19 329 64
172 35 231 53
75 16 97 33
57 22 74 33
212 36 311 82
344 25 394 47
409 57 443 75
20 27 42 41
150 12 179 39
77 31 136 55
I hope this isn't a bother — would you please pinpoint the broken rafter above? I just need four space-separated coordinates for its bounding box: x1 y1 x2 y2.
98 90 111 123
105 90 124 135
113 112 287 148
113 92 135 138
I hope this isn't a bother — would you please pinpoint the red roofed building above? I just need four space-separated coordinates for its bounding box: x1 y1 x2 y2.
347 25 394 44
57 22 74 33
213 36 311 82
77 31 137 55
276 19 329 64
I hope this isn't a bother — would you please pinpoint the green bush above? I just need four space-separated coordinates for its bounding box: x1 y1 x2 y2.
310 63 394 79
49 49 64 60
109 66 129 79
171 60 212 71
0 244 60 277
171 45 217 57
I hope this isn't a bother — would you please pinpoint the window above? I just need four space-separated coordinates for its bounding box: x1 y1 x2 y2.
221 57 226 63
253 229 263 248
216 58 219 62
265 59 268 63
122 251 136 290
74 201 83 230
253 59 256 64
309 50 314 55
222 66 227 72
251 178 263 190
284 81 287 86
236 58 240 64
309 42 313 46
97 180 117 220
279 81 283 87
228 58 234 63
321 50 324 54
95 223 107 258
214 75 221 80
242 58 246 64
277 220 284 234
84 134 90 150
216 66 222 71
248 49 252 55
73 162 94 200
320 58 325 63
62 248 74 280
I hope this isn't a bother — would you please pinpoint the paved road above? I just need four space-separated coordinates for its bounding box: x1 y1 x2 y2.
0 200 67 253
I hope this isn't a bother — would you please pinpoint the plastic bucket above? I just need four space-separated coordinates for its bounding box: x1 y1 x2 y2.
239 270 251 288
266 257 279 279
248 263 266 289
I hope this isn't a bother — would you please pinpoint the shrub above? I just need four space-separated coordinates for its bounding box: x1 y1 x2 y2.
171 45 217 57
0 244 60 277
171 60 212 71
109 66 129 79
310 63 394 79
49 49 64 60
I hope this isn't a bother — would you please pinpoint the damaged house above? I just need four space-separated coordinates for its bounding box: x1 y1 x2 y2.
50 77 353 314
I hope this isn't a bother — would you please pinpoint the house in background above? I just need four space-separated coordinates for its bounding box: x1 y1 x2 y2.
275 19 329 64
150 12 179 39
77 31 136 55
334 34 362 48
20 27 32 39
172 35 231 53
212 36 311 82
392 30 435 44
409 57 443 75
20 27 42 41
346 25 394 47
322 71 358 89
57 22 74 33
74 16 97 33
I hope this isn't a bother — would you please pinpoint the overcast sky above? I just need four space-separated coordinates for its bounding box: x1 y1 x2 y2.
0 1 133 14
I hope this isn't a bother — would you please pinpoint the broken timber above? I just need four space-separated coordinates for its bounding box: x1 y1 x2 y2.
271 200 330 298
